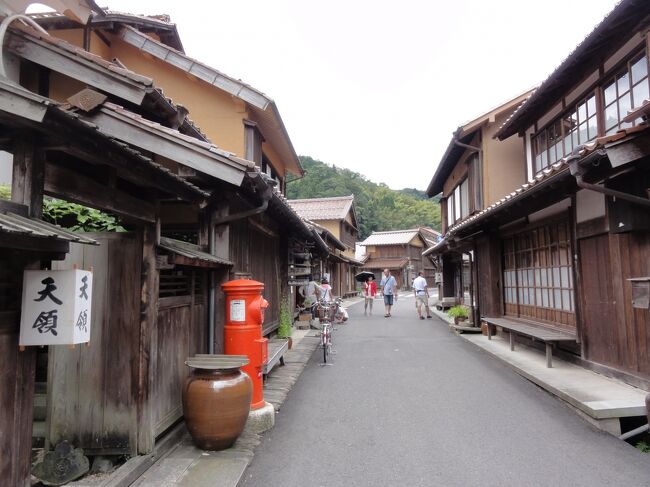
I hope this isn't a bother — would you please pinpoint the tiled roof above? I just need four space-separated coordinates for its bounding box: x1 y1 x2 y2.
424 120 650 256
287 195 354 221
12 23 209 143
58 110 209 198
427 89 534 197
361 229 420 246
119 25 270 108
158 237 233 267
269 191 330 255
0 78 208 200
11 23 153 87
30 8 185 52
496 0 650 140
99 103 235 159
117 24 304 176
0 211 98 245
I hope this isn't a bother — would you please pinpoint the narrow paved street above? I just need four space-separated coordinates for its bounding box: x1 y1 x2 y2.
240 295 650 487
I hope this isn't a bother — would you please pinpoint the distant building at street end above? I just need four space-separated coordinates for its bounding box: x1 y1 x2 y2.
361 228 435 289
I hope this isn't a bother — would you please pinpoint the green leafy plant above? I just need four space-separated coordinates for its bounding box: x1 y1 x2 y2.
0 188 124 232
0 184 10 200
447 305 469 319
277 295 293 339
43 199 126 232
636 441 650 453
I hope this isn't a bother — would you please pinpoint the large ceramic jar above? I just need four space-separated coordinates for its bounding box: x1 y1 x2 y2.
183 356 252 451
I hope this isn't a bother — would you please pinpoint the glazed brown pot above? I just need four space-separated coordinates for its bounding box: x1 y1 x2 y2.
183 367 252 451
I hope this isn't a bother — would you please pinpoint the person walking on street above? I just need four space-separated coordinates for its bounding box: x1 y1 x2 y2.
363 276 377 316
412 271 432 320
379 268 397 318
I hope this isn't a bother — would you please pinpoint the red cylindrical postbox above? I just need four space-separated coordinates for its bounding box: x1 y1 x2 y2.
222 279 269 410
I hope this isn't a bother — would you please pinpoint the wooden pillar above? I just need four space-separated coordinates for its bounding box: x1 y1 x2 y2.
3 138 44 485
476 234 504 318
213 202 230 353
441 254 455 298
1 324 37 486
137 224 159 454
12 138 44 217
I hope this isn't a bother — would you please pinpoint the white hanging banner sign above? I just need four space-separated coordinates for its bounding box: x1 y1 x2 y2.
19 269 93 346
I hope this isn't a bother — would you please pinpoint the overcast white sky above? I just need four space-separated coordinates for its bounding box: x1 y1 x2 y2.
40 0 621 190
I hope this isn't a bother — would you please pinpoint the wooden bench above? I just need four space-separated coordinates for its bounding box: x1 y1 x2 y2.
435 297 456 310
263 338 289 379
482 316 577 368
343 290 359 299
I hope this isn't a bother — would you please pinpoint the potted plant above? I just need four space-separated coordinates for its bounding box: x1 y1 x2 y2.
278 296 293 349
447 305 469 325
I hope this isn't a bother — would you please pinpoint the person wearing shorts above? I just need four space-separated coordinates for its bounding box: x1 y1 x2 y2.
412 271 432 320
379 268 397 318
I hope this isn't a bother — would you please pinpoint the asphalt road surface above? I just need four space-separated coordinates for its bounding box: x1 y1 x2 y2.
239 294 650 487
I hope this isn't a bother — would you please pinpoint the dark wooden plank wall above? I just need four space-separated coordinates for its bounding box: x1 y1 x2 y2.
152 302 190 436
49 233 141 454
151 270 207 437
0 253 36 486
230 220 281 332
579 230 650 378
475 235 503 318
339 221 357 249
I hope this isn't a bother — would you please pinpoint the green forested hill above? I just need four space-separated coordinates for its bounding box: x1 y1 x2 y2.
287 156 440 239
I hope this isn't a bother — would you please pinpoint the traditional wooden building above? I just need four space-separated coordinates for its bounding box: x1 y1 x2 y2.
0 11 320 483
0 71 219 485
288 195 361 296
424 90 532 313
29 8 307 333
360 229 431 289
426 0 650 390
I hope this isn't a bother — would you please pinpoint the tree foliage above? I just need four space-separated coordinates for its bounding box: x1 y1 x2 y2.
1 186 125 232
287 156 440 239
44 199 126 232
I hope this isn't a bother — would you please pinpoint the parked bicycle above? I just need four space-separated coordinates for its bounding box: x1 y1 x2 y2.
316 299 337 364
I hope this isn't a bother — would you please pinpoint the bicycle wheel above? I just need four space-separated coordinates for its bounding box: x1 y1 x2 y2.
322 324 330 363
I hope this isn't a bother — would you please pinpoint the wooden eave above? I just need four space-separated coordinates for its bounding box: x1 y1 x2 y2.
0 202 97 255
158 237 233 268
0 81 208 207
497 0 650 140
80 104 251 187
426 129 477 197
6 27 152 105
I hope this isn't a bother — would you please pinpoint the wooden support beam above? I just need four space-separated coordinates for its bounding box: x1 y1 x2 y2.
546 343 553 368
38 115 204 205
11 138 44 217
87 109 245 186
137 224 159 454
0 232 68 254
44 163 156 223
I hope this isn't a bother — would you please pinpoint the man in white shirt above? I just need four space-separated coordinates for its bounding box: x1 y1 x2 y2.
412 271 432 320
379 268 398 318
